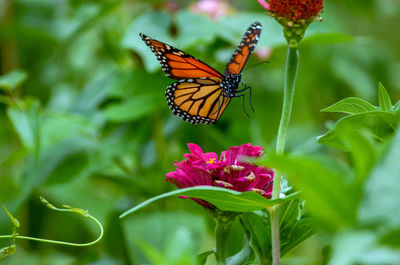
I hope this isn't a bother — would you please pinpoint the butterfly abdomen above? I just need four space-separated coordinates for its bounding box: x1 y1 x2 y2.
222 74 241 97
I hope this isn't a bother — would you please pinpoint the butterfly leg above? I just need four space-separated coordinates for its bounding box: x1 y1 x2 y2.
223 93 249 117
237 80 249 93
236 81 254 113
239 93 250 117
248 85 255 113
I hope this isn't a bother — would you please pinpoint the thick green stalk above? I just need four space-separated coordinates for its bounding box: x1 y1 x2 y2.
215 219 234 264
276 47 299 156
271 46 299 265
214 211 236 265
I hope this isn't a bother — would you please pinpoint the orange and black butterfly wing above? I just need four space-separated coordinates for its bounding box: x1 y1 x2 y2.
165 77 231 124
140 33 224 80
224 22 262 75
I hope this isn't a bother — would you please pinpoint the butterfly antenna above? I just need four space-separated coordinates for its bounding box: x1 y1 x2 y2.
242 60 270 72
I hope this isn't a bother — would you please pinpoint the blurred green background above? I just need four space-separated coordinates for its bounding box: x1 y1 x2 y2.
1 0 400 264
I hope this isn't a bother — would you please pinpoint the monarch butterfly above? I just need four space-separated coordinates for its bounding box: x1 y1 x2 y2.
140 22 262 124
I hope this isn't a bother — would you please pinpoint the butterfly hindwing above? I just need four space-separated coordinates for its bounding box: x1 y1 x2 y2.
225 22 262 75
165 77 230 124
140 33 223 80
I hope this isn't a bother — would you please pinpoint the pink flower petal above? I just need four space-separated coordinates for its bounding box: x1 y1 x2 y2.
257 0 270 11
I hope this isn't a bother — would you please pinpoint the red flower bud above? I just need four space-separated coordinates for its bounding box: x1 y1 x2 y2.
258 0 324 46
258 0 323 21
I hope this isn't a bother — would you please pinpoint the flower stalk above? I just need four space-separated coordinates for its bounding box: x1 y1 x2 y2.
257 1 322 264
270 45 299 265
275 47 299 157
213 210 238 264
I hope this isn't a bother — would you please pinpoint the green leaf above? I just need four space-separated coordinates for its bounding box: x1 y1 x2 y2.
239 212 271 264
302 32 354 46
378 82 394 112
0 70 28 91
120 186 300 218
197 251 215 265
394 100 400 112
239 200 316 263
320 124 377 181
1 204 20 228
226 235 255 265
380 229 400 248
70 72 115 113
175 11 216 48
40 111 98 148
4 137 96 214
44 152 89 186
358 126 400 228
280 200 317 255
0 244 16 259
7 100 40 152
123 212 205 265
321 97 376 114
281 217 316 255
318 111 400 151
122 11 171 72
328 230 400 265
321 245 331 265
265 154 357 231
340 129 377 181
332 57 375 100
102 93 162 122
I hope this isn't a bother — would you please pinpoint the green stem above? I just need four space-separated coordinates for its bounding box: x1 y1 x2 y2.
276 47 299 157
0 214 103 247
271 46 299 265
213 211 237 265
0 197 104 248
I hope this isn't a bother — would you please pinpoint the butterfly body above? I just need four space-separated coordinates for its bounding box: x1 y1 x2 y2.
222 74 242 97
140 22 262 124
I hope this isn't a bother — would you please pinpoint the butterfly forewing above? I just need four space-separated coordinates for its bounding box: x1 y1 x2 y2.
165 78 231 124
224 22 262 75
140 33 223 80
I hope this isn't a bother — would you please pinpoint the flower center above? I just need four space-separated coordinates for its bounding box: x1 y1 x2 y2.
206 158 216 164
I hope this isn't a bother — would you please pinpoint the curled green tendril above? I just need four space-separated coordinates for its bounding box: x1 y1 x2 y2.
0 204 19 259
0 196 104 259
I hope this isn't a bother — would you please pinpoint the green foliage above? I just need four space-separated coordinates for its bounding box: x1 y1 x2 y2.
122 212 205 265
0 70 27 91
240 212 272 264
319 83 400 150
1 0 400 264
358 126 400 228
320 97 376 114
226 236 255 265
265 154 356 231
378 83 394 112
239 201 316 264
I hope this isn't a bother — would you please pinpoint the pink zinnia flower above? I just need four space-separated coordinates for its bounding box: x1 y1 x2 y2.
166 143 274 209
257 0 323 22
